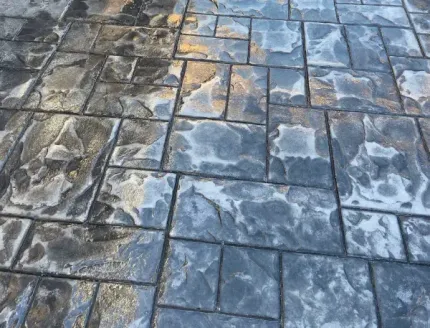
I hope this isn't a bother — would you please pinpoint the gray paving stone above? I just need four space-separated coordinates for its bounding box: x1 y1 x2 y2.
178 61 229 118
410 13 430 33
100 56 138 83
220 247 280 318
0 17 26 40
133 59 184 86
0 114 119 221
346 25 390 72
227 65 268 124
91 169 175 228
159 240 221 310
110 119 169 169
0 217 31 269
59 22 101 52
25 278 96 328
88 284 155 328
216 17 250 40
170 176 343 253
329 112 430 215
65 0 142 25
282 253 377 328
337 5 410 27
0 41 55 70
404 0 430 13
336 0 360 3
268 106 332 188
176 35 248 63
363 0 402 4
309 67 402 114
250 20 303 68
93 26 176 57
290 0 337 22
85 83 177 119
381 27 422 57
14 14 68 44
0 0 70 19
16 222 164 283
304 22 350 68
269 68 306 106
420 117 430 146
373 262 430 328
165 119 266 180
154 308 279 328
342 209 406 259
0 68 37 109
0 273 38 327
419 34 430 56
182 14 216 36
401 217 430 263
137 0 187 28
24 52 104 113
390 56 430 116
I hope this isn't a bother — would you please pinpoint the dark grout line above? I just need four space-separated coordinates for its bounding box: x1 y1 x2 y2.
416 117 430 160
215 244 224 310
20 276 42 326
84 282 100 328
265 66 271 182
397 215 411 263
223 64 233 120
368 263 383 328
278 252 284 328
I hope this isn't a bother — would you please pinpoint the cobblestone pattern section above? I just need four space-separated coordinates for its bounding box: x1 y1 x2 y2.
0 0 430 327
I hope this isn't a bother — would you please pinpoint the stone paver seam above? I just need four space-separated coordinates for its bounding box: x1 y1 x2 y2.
222 64 233 120
400 0 427 56
20 275 42 327
213 16 220 37
301 21 312 105
279 252 284 328
341 205 430 221
397 215 412 263
265 67 270 181
246 18 252 64
416 117 430 158
215 244 225 310
84 282 100 328
369 262 383 328
341 24 354 67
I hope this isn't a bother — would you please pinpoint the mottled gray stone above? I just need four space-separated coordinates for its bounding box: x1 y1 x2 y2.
85 83 176 120
0 69 37 109
411 13 430 33
269 68 306 106
133 59 183 86
65 0 142 25
137 0 187 28
93 26 176 57
0 0 70 19
178 62 229 118
401 217 430 263
0 114 119 221
100 56 138 83
404 0 430 13
159 240 221 310
337 5 410 27
16 223 164 283
0 17 25 40
363 0 402 4
305 23 350 68
0 217 31 269
390 57 430 116
290 0 337 22
171 176 343 253
329 112 430 215
227 66 268 124
176 35 248 63
25 278 96 328
342 209 406 259
336 0 360 3
269 106 332 188
0 273 38 328
419 34 430 56
220 247 279 318
91 169 175 228
59 22 101 52
283 254 377 328
155 308 279 328
250 20 303 68
216 17 250 39
14 14 68 44
373 262 430 328
420 118 430 146
381 28 422 56
0 41 54 70
165 119 266 180
110 119 169 169
182 14 216 36
346 25 390 72
309 67 402 114
24 52 104 113
0 110 31 170
88 284 155 328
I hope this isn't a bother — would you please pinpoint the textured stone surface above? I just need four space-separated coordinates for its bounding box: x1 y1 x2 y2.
0 17 26 40
268 106 332 188
159 240 221 310
381 27 422 57
227 66 268 124
337 5 410 27
14 15 67 43
91 169 175 228
100 56 138 83
16 223 164 282
404 0 430 13
220 247 279 318
373 263 430 328
0 0 70 19
165 119 266 180
410 13 430 33
137 0 187 27
178 62 229 118
0 217 31 268
0 68 37 109
342 209 406 259
282 254 377 328
25 278 96 328
309 67 402 114
290 0 337 22
269 68 306 106
133 59 184 86
59 22 100 52
401 217 430 263
419 34 430 56
0 41 55 70
329 112 430 215
420 118 430 146
182 14 216 36
216 17 250 39
110 119 169 169
170 176 343 253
